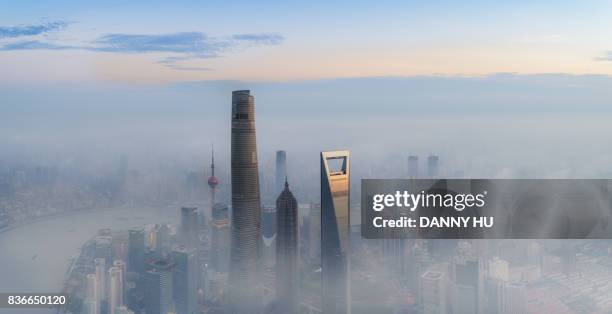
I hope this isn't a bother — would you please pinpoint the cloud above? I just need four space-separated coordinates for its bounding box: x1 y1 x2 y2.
232 33 284 45
157 55 214 71
0 40 75 51
0 30 284 70
0 21 68 39
93 32 224 56
595 51 612 61
163 64 214 71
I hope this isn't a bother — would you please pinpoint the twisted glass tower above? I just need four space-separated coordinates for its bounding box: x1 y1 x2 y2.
228 90 262 313
321 150 350 314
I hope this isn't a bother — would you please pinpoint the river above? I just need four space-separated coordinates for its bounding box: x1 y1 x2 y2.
0 206 177 314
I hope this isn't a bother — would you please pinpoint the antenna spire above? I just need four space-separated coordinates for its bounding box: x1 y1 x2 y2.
211 143 215 177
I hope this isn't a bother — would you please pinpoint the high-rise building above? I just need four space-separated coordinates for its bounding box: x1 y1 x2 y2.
275 150 287 195
210 203 230 273
484 278 504 314
95 236 113 265
128 228 145 274
321 150 350 314
109 266 124 314
419 270 447 314
113 260 127 302
300 214 310 266
501 283 527 314
180 206 198 248
262 205 277 269
427 155 439 178
276 180 298 314
228 90 262 313
408 155 419 178
94 258 106 309
453 257 484 314
113 260 127 279
85 273 99 314
144 260 175 314
172 247 198 314
308 203 321 265
153 224 171 253
382 237 405 275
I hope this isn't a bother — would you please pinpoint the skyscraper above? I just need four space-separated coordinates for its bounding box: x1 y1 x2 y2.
321 150 350 314
453 256 484 314
501 283 527 314
94 258 106 310
210 203 230 273
144 260 175 314
153 224 171 254
420 270 448 314
172 246 198 314
128 228 145 274
229 90 262 313
85 273 99 314
408 155 419 178
180 206 198 248
275 150 287 195
276 180 298 314
113 260 127 302
109 266 124 314
307 203 321 265
427 155 439 178
262 205 277 269
95 236 113 265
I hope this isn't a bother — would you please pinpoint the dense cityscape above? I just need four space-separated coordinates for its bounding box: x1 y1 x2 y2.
2 90 612 314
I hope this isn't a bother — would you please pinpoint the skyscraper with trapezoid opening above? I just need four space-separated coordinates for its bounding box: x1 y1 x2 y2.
321 150 350 314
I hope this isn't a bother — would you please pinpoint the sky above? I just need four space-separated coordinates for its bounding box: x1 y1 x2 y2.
2 0 612 83
3 1 612 182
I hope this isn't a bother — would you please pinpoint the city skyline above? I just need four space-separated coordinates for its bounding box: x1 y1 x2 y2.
2 89 612 314
3 2 612 313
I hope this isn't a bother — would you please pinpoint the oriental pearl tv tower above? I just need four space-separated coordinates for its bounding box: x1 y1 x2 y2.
208 145 219 207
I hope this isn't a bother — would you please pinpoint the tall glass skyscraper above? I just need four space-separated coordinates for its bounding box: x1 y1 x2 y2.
94 258 106 310
179 206 198 248
85 273 99 314
275 180 298 314
320 150 350 314
172 247 198 314
108 266 123 314
262 205 277 269
427 155 439 178
210 203 230 273
228 90 262 313
275 150 287 195
128 228 145 274
408 155 419 178
144 259 175 314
